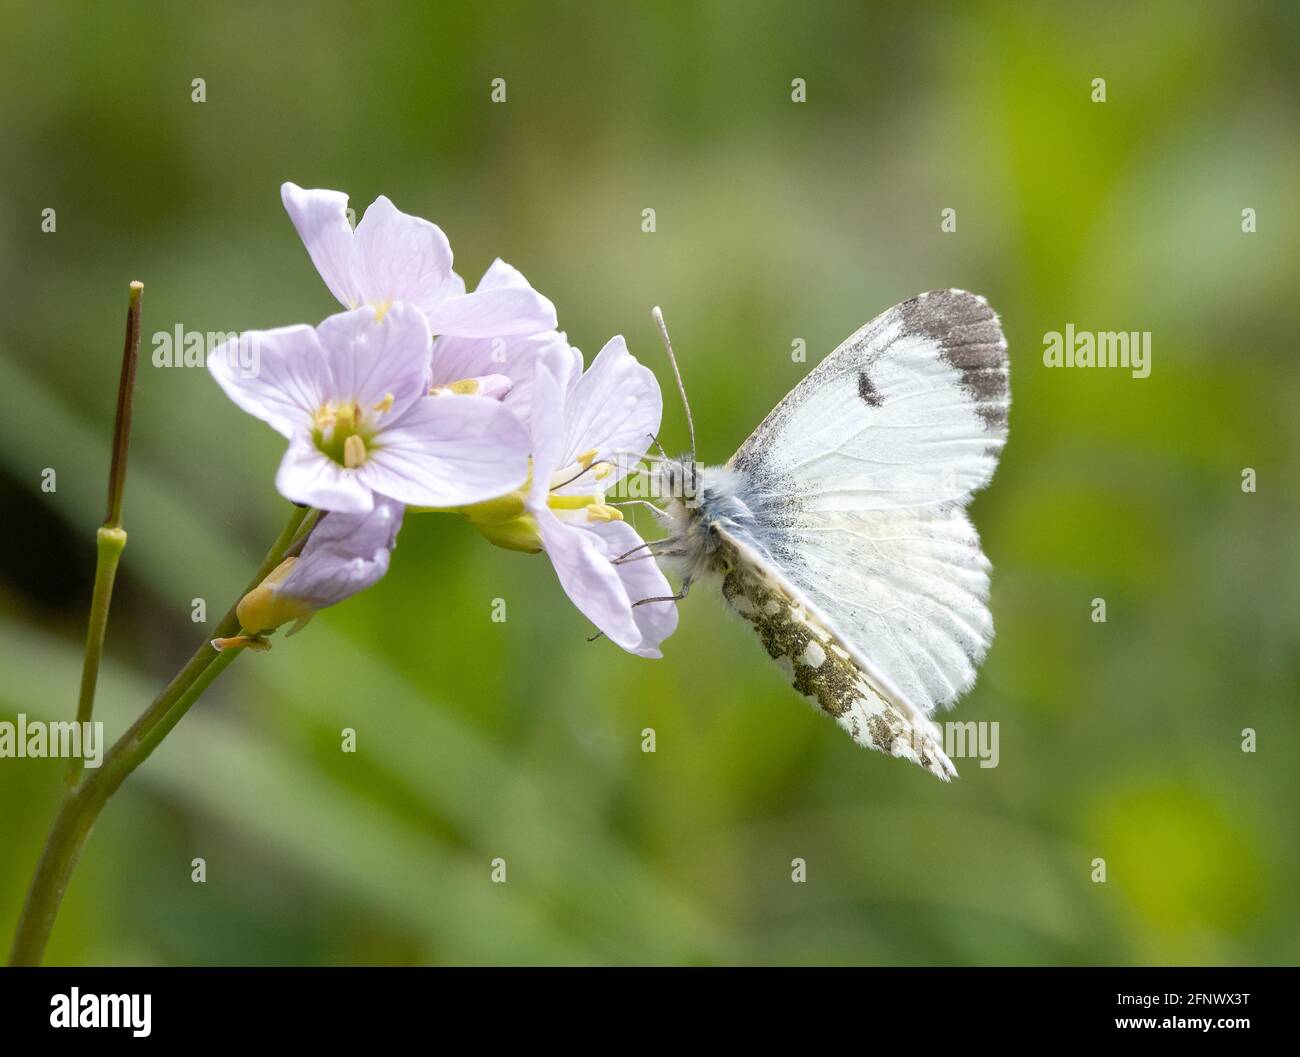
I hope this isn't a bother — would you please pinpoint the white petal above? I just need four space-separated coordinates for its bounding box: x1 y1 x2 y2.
423 285 558 339
526 343 577 506
315 303 431 416
559 335 662 490
535 509 643 653
476 257 542 295
278 498 404 609
421 257 557 338
432 329 577 425
361 394 529 507
470 373 512 400
351 195 455 313
275 434 375 513
590 520 678 658
207 324 327 438
280 183 360 309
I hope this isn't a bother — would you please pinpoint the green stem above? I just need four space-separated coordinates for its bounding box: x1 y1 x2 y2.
105 282 143 532
8 649 240 967
65 283 143 788
65 528 126 789
8 504 312 966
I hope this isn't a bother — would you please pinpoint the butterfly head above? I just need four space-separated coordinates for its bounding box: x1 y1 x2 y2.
657 457 700 504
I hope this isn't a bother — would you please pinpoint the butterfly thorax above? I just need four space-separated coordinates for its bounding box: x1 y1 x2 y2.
656 461 768 584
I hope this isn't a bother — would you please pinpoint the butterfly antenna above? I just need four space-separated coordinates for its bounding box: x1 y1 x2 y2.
651 306 696 468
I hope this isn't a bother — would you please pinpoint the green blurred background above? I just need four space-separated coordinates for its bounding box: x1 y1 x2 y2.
1 0 1296 965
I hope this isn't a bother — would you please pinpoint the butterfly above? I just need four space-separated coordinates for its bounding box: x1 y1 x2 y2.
646 290 1009 780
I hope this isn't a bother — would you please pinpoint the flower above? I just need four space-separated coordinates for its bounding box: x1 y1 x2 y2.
430 315 582 425
208 303 529 514
456 336 678 657
236 499 404 635
281 182 556 338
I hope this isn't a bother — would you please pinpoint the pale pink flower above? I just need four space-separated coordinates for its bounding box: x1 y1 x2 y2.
208 303 529 514
526 338 678 657
236 499 405 634
281 182 556 339
430 319 582 426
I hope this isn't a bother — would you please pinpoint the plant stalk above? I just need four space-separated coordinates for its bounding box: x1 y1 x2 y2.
9 504 312 966
66 282 143 789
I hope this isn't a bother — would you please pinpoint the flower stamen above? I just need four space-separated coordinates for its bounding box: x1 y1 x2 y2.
334 402 359 431
585 503 623 523
313 403 337 431
430 378 484 396
343 434 367 468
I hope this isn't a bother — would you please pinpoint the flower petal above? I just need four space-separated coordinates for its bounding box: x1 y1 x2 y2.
475 258 532 292
208 324 327 438
361 394 529 507
275 434 375 513
590 519 678 658
422 260 557 339
431 329 578 425
558 335 662 491
278 498 404 610
351 194 455 313
315 303 431 417
473 373 513 401
535 509 644 653
281 183 360 309
526 342 578 506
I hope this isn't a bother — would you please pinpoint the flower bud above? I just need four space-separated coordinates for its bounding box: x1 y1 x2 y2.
237 499 404 635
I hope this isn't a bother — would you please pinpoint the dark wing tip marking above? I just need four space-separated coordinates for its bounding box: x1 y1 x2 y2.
856 370 883 407
900 289 1009 433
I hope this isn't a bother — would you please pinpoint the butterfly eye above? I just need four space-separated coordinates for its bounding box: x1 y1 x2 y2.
683 466 699 501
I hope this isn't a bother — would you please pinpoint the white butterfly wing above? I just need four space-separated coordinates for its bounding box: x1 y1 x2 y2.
727 289 1009 720
712 524 959 780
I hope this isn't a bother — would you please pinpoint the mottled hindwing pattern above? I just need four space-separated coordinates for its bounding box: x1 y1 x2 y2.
716 536 957 781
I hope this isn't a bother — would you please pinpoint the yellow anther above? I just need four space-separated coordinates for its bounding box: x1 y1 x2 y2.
577 449 598 470
343 434 367 468
313 403 337 431
430 378 482 397
594 463 612 480
372 299 394 324
372 392 395 414
585 503 623 523
335 402 358 432
547 492 597 511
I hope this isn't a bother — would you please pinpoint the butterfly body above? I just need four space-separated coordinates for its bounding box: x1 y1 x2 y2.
653 289 1009 780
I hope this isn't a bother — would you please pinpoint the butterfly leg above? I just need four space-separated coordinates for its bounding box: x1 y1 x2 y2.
586 579 690 644
609 534 680 565
630 576 691 607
